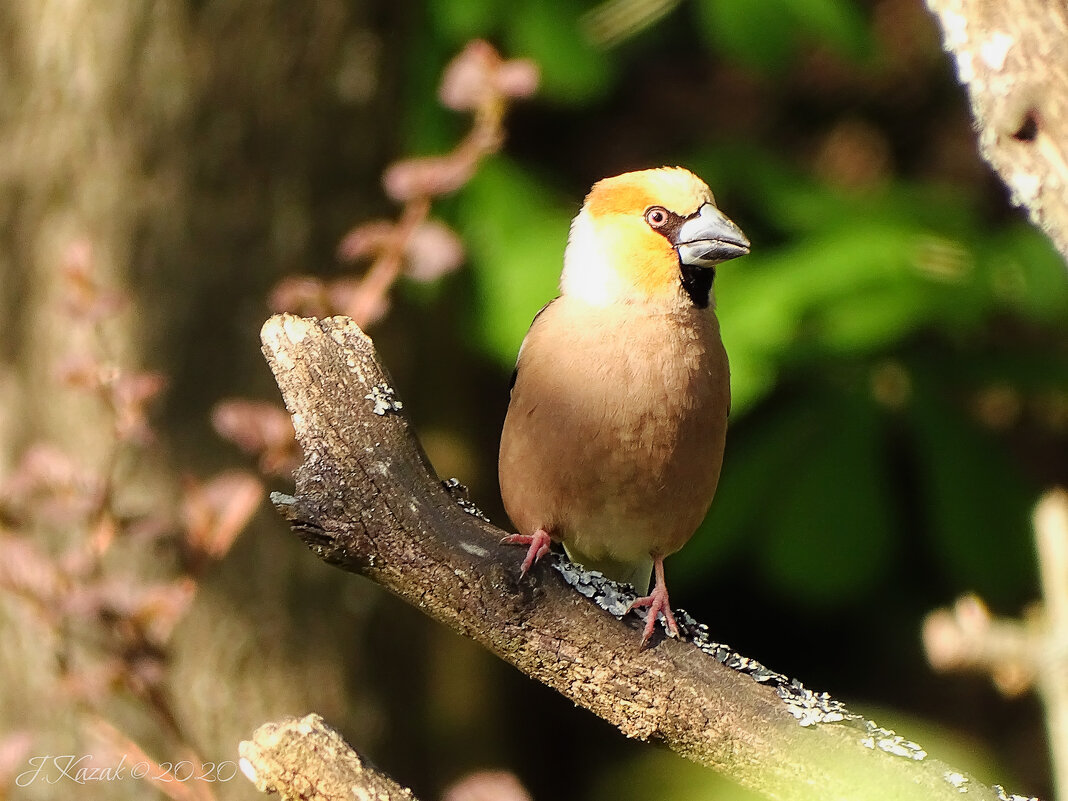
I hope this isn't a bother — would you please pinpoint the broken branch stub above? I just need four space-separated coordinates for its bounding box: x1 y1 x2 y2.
259 312 1032 801
240 714 417 801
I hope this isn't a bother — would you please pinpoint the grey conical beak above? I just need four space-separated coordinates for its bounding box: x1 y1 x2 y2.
674 203 750 267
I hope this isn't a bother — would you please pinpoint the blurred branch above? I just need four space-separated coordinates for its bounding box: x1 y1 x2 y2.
270 41 538 328
258 312 1034 801
0 732 33 801
926 0 1068 266
581 0 681 47
90 718 215 801
0 261 261 799
441 771 532 801
221 41 536 473
239 715 416 801
1037 490 1068 801
925 489 1068 800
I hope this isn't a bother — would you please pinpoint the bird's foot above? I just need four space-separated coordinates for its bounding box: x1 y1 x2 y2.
500 528 552 577
626 557 679 646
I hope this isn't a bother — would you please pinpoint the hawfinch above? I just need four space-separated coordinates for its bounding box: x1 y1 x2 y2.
498 167 749 645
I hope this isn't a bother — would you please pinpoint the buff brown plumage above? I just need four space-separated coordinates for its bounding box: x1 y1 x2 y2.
499 167 749 645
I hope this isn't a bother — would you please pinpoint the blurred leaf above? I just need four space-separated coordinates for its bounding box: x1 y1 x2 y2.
505 0 613 102
458 158 570 363
787 0 871 60
695 0 797 71
908 369 1036 603
675 403 815 586
717 221 944 412
426 0 612 103
590 710 1005 801
442 771 532 801
679 387 897 607
720 345 779 416
694 0 870 71
702 143 1067 415
978 223 1068 322
760 390 896 604
181 470 264 564
427 0 503 41
814 281 937 352
592 748 763 801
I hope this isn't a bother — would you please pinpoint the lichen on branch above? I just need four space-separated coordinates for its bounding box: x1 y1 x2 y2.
256 312 1034 801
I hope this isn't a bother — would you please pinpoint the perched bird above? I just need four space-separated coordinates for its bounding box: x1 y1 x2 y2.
498 166 749 646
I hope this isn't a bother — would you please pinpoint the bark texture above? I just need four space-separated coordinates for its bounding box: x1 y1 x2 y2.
240 714 418 801
260 312 1032 801
0 7 394 799
926 0 1068 265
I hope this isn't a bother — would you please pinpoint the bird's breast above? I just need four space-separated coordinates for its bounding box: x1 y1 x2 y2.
499 298 730 565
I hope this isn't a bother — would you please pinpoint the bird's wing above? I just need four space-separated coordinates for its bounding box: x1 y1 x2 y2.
509 298 559 394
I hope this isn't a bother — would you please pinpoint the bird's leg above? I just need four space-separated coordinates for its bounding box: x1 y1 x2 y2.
500 528 552 576
626 556 679 646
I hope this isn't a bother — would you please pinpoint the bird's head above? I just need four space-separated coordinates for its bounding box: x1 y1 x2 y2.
561 167 749 309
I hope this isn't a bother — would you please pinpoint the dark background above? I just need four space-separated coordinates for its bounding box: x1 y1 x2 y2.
0 1 1065 799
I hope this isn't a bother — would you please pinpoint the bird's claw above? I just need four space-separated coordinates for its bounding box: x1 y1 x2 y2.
627 580 679 647
500 528 552 576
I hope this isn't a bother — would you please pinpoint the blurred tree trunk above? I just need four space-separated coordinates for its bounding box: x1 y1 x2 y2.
926 0 1068 266
0 1 193 464
0 0 400 457
0 3 400 797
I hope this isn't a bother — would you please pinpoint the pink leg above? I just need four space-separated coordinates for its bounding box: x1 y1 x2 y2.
500 528 552 576
626 556 679 646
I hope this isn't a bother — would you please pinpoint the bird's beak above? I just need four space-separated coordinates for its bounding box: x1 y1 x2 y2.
674 203 750 268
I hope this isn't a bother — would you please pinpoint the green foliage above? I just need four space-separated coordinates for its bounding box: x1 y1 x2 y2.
426 0 613 102
694 0 871 70
675 384 899 603
696 146 1067 415
591 748 765 801
672 148 1062 604
426 0 503 40
762 390 897 603
456 140 1065 608
505 0 613 102
588 710 1005 801
418 0 1067 628
386 2 1068 794
458 158 570 363
908 367 1039 602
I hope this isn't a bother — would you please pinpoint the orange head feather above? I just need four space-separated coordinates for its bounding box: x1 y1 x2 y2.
561 167 721 307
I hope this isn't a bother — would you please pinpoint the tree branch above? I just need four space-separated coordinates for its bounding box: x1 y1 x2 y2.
259 312 1036 801
925 491 1068 800
926 0 1068 265
239 714 418 801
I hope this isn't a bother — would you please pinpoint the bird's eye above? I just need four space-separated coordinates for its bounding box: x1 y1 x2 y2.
645 207 669 228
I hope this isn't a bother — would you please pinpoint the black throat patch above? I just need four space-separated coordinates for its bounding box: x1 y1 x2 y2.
679 262 714 308
649 208 715 308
